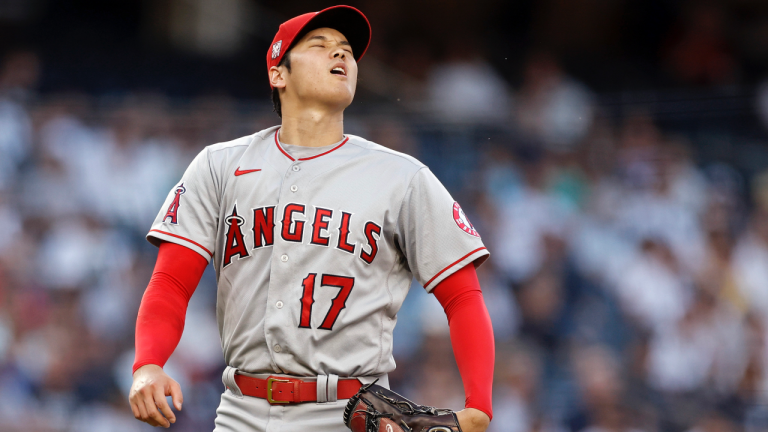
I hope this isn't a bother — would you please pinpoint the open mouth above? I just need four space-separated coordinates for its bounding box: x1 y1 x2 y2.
330 66 347 76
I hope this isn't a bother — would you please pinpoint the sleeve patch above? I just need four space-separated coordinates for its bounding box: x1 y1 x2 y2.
163 184 186 225
453 202 480 237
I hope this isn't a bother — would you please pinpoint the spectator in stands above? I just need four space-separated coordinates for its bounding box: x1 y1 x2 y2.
426 37 513 124
516 52 594 153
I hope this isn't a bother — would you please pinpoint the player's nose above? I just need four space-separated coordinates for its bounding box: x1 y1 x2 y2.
331 47 346 60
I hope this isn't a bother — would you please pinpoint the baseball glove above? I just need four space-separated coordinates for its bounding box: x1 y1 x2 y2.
343 381 462 432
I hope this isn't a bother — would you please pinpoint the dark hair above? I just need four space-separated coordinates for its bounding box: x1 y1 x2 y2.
271 52 291 118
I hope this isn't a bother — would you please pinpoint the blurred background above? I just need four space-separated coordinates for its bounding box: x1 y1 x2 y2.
1 0 768 431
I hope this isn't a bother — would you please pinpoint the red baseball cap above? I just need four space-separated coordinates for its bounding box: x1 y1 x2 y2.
266 5 371 86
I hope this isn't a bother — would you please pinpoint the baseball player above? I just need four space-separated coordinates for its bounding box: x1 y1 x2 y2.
129 6 495 432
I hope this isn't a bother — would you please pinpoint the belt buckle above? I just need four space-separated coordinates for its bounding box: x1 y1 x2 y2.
266 377 293 404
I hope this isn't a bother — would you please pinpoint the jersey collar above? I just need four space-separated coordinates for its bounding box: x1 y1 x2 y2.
274 128 350 162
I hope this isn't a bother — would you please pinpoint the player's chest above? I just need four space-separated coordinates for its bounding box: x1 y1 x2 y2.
216 167 403 267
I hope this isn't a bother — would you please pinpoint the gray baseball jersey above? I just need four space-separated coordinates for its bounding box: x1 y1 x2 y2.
147 125 489 378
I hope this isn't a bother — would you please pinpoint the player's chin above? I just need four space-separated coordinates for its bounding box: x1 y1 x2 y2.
331 78 355 93
322 87 355 108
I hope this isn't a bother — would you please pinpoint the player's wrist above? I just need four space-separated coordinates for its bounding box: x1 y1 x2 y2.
132 363 164 378
456 408 491 432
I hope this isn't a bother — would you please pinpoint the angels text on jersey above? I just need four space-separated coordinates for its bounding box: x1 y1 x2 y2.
215 202 382 268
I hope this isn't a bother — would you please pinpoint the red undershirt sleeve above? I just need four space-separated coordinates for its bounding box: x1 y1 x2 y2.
133 241 208 374
431 263 495 421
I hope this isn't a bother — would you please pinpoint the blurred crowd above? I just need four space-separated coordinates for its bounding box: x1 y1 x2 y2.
1 37 768 432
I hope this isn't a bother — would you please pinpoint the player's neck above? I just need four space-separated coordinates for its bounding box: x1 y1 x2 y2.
279 106 344 148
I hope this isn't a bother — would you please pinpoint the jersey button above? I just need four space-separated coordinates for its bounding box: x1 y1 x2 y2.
273 344 282 353
280 254 288 262
290 185 298 192
276 300 284 309
292 165 300 172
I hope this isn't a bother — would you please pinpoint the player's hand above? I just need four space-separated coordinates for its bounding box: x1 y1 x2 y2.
456 408 490 432
129 364 183 428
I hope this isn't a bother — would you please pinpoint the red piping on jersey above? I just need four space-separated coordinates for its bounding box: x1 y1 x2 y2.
275 132 295 160
274 129 350 161
424 247 487 288
149 229 213 257
299 137 349 160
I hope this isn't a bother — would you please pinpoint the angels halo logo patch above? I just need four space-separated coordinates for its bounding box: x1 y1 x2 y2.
271 40 282 59
453 202 480 237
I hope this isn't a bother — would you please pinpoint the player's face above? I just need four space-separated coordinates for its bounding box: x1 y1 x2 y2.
279 27 357 111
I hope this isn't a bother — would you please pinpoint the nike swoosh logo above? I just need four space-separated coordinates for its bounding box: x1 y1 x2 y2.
234 167 262 176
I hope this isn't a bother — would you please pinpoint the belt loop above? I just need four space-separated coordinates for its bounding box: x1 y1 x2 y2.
316 374 328 403
327 374 339 402
293 380 301 402
222 366 243 398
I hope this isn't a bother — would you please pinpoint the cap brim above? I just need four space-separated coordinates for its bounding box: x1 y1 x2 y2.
292 6 371 62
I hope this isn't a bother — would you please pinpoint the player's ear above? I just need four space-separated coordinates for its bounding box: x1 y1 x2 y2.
269 66 286 89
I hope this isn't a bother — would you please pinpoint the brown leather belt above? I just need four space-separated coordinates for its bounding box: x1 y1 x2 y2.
233 374 363 404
